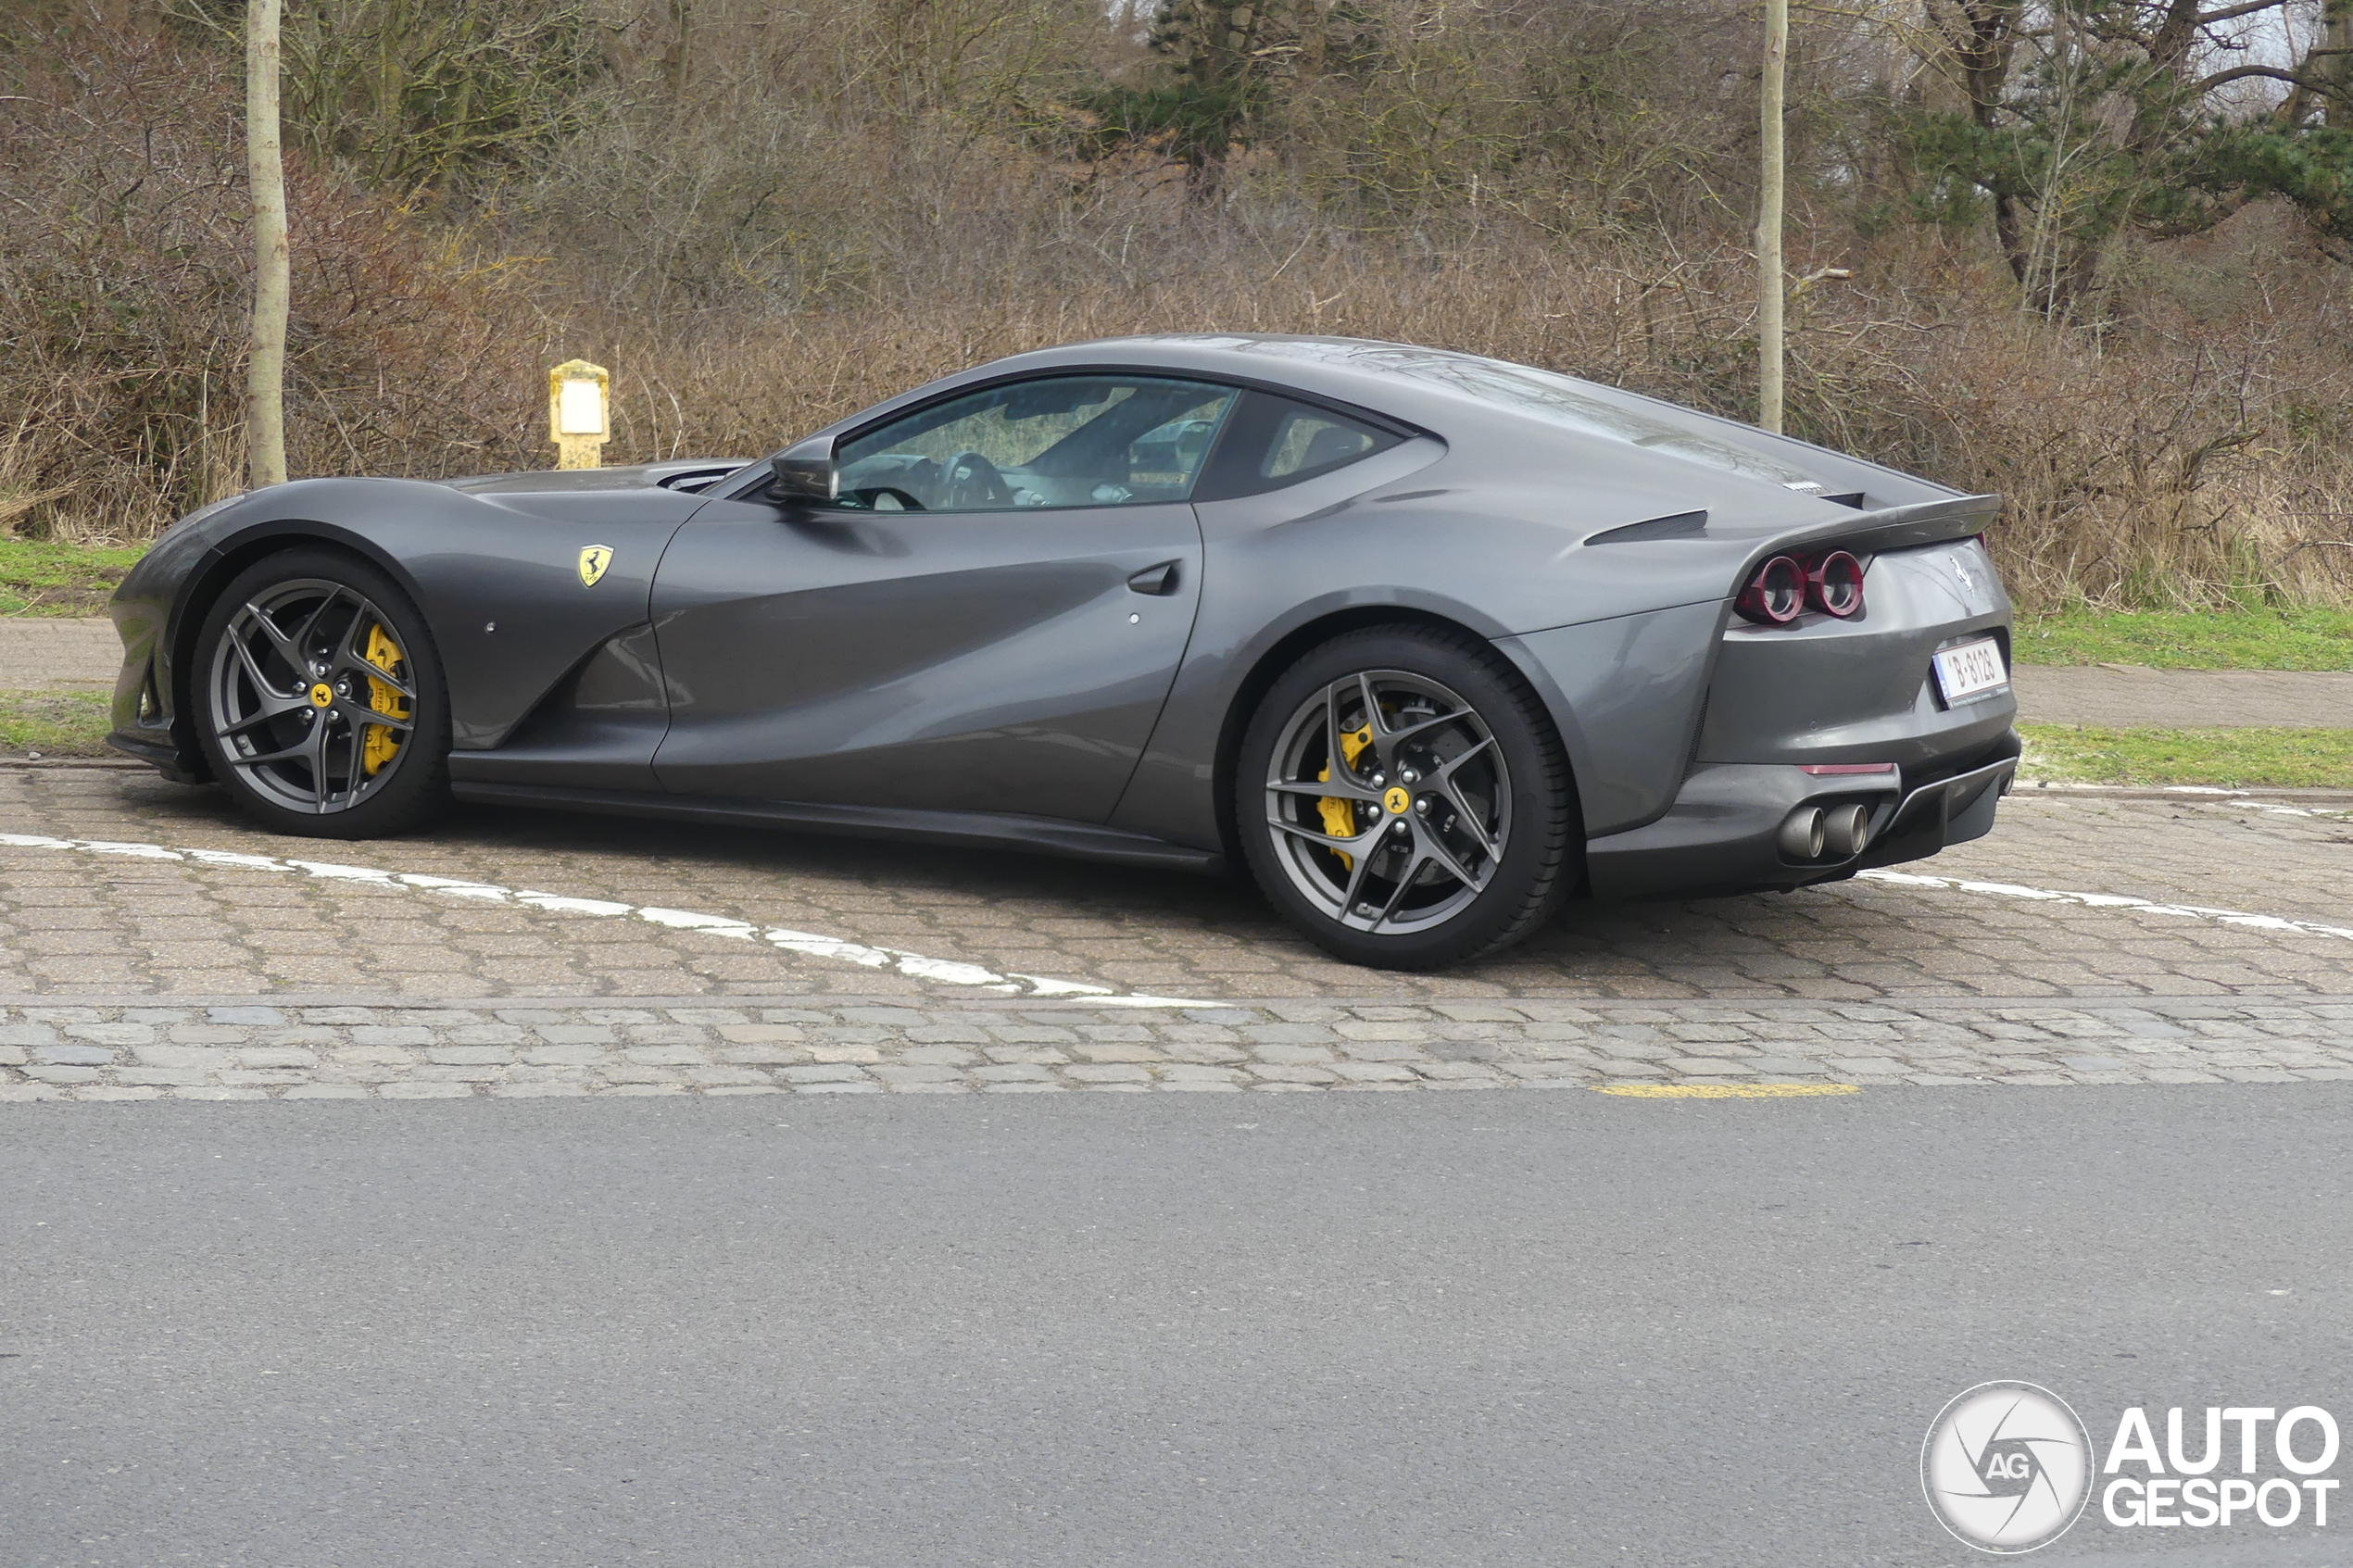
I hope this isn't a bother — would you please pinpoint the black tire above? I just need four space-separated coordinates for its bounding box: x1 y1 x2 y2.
1236 624 1576 970
191 547 450 839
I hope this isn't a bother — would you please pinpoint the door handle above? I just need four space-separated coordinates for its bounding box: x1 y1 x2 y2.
1127 560 1181 596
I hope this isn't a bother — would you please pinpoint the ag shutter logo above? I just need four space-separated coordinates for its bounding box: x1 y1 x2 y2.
1921 1382 2095 1553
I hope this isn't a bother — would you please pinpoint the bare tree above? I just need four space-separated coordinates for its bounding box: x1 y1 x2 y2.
245 0 288 488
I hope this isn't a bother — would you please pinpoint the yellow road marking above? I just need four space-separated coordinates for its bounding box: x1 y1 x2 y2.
1592 1082 1861 1099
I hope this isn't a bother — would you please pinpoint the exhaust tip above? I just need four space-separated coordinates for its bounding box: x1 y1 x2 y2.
1777 806 1826 861
1822 802 1872 859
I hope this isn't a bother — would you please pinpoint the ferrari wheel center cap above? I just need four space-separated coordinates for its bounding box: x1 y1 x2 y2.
1383 785 1412 816
308 684 333 709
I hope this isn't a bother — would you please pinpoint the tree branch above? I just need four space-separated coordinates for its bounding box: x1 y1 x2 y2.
2193 62 2322 93
2192 0 2294 25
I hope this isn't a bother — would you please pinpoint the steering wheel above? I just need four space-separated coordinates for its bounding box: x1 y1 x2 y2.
941 451 1014 509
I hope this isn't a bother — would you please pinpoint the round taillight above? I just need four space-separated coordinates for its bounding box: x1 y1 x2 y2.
1736 555 1806 624
1808 550 1865 618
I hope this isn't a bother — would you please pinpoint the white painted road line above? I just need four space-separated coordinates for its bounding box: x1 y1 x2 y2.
1856 868 2353 942
0 833 1224 1006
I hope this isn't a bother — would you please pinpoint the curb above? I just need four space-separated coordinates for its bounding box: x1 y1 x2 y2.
0 757 149 770
2013 779 2353 807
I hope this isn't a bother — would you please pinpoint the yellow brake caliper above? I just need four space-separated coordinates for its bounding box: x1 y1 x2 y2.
1316 721 1375 868
360 622 409 775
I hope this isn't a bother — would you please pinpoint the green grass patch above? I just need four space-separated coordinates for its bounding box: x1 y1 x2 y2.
2020 722 2353 790
0 538 150 616
0 690 115 758
2014 608 2353 671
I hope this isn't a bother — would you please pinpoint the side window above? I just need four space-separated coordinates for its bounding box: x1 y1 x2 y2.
831 375 1237 511
1262 408 1389 480
1194 392 1405 501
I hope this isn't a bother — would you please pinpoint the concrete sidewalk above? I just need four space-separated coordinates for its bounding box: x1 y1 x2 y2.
6 616 2351 726
0 617 119 692
2010 663 2353 728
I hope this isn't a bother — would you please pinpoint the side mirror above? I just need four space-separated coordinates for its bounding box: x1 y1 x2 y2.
769 434 839 502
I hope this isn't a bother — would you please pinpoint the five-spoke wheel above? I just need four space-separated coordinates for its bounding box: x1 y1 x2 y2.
1238 626 1574 969
194 550 448 837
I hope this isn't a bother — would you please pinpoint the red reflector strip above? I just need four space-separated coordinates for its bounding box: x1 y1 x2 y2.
1799 763 1897 775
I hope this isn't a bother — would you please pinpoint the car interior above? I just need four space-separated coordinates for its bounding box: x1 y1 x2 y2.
829 375 1399 512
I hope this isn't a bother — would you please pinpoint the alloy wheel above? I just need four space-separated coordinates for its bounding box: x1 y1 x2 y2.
1262 669 1512 935
204 578 418 815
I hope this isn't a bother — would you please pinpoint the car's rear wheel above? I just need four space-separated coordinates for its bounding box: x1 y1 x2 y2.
1237 625 1576 970
193 549 449 838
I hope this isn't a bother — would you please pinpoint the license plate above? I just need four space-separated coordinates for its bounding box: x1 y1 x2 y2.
1931 637 2008 704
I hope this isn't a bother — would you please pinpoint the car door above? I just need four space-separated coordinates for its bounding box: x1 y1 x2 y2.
648 373 1237 822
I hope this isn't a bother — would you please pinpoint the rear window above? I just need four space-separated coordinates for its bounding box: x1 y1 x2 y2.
1234 339 1824 489
1196 392 1403 501
1262 408 1390 480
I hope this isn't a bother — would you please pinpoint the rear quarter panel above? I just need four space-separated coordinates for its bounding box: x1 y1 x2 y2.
1111 434 1828 850
1111 413 2002 855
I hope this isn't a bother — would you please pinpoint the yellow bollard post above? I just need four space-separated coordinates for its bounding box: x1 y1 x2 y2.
547 360 610 470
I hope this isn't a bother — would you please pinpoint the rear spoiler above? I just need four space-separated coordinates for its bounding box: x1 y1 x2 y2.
1796 493 2000 556
1587 493 2000 556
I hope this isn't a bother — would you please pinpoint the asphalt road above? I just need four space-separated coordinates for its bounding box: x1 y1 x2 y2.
9 1089 2353 1566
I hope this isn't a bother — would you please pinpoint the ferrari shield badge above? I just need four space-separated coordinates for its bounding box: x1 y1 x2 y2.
577 546 613 587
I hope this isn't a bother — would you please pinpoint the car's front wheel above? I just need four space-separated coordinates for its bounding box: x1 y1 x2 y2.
1237 625 1577 970
193 548 449 838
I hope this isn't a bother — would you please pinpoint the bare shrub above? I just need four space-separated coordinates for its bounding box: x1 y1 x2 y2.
4 0 2346 614
0 12 542 540
170 0 608 194
536 203 2349 610
495 0 2347 610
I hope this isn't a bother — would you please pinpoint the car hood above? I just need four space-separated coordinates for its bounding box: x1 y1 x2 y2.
436 458 751 495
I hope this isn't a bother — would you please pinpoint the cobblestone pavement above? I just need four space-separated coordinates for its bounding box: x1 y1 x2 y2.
1 762 2350 1096
6 993 2353 1099
7 765 2352 1002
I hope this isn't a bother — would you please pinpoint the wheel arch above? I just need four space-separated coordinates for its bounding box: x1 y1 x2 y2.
166 523 425 777
1210 607 1584 884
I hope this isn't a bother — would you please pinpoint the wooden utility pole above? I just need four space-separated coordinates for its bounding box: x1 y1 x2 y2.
1757 0 1788 434
246 0 289 488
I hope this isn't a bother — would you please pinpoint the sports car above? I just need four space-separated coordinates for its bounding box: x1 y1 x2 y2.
107 334 2019 969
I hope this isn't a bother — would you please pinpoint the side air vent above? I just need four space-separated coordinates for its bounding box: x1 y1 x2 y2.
655 466 739 494
1586 510 1708 546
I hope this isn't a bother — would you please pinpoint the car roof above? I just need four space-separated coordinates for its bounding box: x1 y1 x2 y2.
835 333 1954 505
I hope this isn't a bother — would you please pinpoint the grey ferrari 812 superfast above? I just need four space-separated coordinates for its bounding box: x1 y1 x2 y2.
107 335 2019 969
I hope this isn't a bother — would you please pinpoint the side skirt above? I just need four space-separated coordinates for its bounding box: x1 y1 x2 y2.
105 726 209 784
449 781 1229 875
